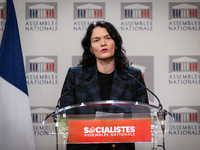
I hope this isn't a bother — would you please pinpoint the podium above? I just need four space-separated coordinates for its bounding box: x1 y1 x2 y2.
43 100 172 150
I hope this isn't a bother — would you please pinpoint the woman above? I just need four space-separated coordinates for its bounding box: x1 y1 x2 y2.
60 21 148 150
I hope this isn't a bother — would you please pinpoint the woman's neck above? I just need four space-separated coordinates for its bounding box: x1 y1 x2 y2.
96 58 115 74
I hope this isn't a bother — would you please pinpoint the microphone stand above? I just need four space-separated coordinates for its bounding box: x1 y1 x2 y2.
123 70 166 150
55 74 93 111
52 74 93 150
55 106 59 150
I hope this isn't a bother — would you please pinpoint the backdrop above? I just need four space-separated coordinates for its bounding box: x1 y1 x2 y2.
1 0 200 149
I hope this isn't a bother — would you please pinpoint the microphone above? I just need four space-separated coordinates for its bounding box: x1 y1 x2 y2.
56 73 93 109
122 70 162 109
42 73 94 138
43 73 93 125
50 73 94 123
122 70 167 119
123 69 167 150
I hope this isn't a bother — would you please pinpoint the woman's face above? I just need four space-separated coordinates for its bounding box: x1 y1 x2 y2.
90 27 116 62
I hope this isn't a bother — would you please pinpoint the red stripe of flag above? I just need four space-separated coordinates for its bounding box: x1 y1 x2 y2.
49 10 51 18
94 10 96 18
52 63 54 72
46 10 48 18
52 9 54 18
195 113 197 122
195 62 197 71
141 10 143 18
46 63 48 71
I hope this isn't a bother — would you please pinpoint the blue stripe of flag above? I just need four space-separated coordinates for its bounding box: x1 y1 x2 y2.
0 0 28 95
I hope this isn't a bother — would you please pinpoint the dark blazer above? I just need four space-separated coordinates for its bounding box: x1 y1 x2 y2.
60 65 148 150
60 65 148 107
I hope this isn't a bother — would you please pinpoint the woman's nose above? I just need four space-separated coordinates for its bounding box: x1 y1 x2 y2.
100 39 106 46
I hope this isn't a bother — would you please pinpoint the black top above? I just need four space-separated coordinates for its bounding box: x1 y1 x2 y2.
97 70 114 100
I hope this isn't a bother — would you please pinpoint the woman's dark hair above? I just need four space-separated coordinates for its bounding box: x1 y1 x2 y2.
79 20 130 72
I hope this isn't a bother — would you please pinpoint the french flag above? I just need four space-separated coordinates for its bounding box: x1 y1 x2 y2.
0 0 35 150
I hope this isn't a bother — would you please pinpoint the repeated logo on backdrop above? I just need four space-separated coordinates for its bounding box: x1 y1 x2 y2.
0 2 6 31
26 56 58 85
73 2 105 31
169 56 200 84
25 2 58 31
169 2 200 31
31 107 55 136
169 106 200 136
120 3 153 31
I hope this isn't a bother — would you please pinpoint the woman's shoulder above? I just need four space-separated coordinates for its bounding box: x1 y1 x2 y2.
69 65 83 70
69 65 94 74
126 66 141 73
68 65 84 74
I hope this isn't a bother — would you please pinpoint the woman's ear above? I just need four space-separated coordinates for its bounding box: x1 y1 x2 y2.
90 47 93 54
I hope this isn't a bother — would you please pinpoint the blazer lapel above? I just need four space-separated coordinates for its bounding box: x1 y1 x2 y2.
85 68 127 101
108 71 127 113
84 66 127 113
110 70 127 100
84 65 102 102
84 67 104 112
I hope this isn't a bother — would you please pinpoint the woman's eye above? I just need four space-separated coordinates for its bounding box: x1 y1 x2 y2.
106 37 111 40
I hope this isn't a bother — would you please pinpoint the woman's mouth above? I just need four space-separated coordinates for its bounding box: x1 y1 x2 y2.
101 48 108 52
